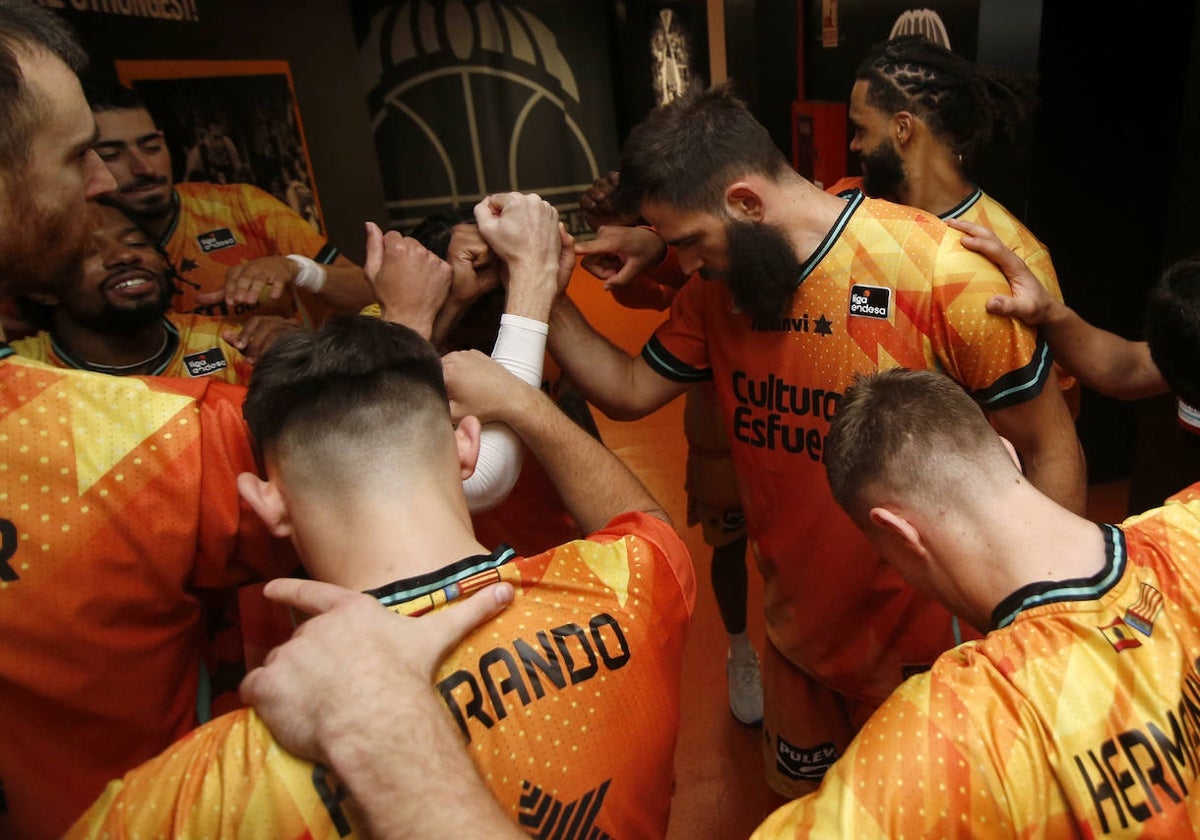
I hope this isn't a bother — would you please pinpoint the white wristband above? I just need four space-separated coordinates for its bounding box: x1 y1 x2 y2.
286 254 327 293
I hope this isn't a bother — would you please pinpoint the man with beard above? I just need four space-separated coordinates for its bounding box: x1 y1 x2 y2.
0 5 299 835
833 36 1078 411
545 81 1084 797
10 201 300 381
87 85 372 323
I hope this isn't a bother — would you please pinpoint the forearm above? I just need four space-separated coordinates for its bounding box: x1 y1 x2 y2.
1041 302 1168 400
503 262 559 323
462 315 547 511
496 383 668 532
1023 433 1087 514
326 687 521 838
547 295 674 421
314 260 376 313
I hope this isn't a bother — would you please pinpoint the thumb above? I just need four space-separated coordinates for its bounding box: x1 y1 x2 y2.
985 294 1015 316
417 583 515 667
364 221 383 281
606 257 642 288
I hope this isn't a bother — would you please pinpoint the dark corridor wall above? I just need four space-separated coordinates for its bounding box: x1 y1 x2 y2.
1030 0 1199 488
41 0 388 264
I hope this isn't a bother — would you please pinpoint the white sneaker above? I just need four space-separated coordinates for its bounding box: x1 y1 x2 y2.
727 648 763 726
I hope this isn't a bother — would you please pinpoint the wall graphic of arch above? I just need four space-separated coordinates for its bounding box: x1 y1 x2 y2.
357 0 617 233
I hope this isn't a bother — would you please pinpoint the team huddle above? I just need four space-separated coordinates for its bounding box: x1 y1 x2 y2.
2 4 1200 838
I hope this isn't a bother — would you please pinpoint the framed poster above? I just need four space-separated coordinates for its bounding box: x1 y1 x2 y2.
115 60 327 235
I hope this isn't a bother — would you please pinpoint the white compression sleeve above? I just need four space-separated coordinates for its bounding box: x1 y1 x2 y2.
462 315 548 512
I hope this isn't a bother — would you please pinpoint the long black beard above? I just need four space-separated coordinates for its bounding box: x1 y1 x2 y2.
860 139 906 202
722 220 804 328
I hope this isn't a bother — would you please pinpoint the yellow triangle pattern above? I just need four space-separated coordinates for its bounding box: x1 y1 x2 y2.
579 542 631 608
67 375 193 496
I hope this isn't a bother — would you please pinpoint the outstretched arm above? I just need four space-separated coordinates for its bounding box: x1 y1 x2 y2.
987 368 1087 514
950 218 1168 401
547 294 688 420
442 350 669 532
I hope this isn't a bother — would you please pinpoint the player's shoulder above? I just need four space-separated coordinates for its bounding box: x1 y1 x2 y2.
177 181 273 210
1123 482 1200 545
853 195 950 241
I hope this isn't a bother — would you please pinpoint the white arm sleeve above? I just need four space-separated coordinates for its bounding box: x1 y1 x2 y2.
462 314 548 512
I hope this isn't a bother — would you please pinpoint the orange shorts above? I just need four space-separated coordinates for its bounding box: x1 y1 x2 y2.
760 639 878 798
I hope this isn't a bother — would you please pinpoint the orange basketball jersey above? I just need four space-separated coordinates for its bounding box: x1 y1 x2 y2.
70 512 695 840
643 194 1049 705
163 182 337 323
0 348 296 838
754 487 1200 838
10 313 251 384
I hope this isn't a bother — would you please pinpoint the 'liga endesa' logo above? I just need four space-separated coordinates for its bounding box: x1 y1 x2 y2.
848 284 891 319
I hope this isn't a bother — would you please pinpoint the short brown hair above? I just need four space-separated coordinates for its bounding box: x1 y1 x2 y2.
825 368 1015 520
0 1 87 170
243 315 450 479
616 80 791 214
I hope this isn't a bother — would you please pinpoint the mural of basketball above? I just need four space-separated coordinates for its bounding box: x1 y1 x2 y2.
355 0 620 233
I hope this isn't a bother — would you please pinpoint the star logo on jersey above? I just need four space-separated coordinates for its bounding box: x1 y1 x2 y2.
1099 617 1142 652
1124 583 1164 637
814 313 833 336
178 257 198 275
519 778 612 839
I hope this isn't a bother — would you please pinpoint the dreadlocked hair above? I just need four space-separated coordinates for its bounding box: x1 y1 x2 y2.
855 35 1035 172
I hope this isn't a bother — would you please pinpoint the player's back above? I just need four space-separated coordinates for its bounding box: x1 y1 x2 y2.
67 512 696 840
0 351 293 837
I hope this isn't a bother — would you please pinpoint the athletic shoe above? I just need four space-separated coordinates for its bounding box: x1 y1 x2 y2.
727 647 763 726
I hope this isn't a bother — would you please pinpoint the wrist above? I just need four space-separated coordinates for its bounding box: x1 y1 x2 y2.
637 225 668 265
286 254 327 293
1041 299 1071 329
503 268 557 322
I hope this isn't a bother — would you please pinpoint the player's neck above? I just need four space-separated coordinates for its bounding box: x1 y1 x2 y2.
958 483 1108 629
294 486 491 594
776 177 855 262
898 148 974 218
51 314 170 375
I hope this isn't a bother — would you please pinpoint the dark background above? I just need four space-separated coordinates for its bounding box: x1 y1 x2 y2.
38 0 1200 497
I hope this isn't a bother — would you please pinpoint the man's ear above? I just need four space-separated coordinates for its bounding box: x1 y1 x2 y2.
893 111 915 146
724 182 765 222
455 415 483 481
867 505 926 558
237 472 293 538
